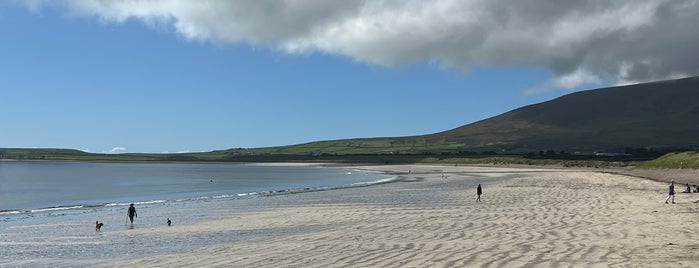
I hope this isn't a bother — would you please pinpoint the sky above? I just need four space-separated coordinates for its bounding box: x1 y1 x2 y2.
1 0 698 154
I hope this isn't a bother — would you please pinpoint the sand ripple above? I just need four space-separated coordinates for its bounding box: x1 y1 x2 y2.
27 167 699 267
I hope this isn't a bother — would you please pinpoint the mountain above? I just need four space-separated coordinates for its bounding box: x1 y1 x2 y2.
242 76 699 155
422 76 699 153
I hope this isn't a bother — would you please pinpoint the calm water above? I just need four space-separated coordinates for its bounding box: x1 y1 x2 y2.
0 161 389 213
0 161 393 266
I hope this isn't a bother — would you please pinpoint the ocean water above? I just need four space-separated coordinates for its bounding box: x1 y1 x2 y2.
0 161 393 266
0 161 389 213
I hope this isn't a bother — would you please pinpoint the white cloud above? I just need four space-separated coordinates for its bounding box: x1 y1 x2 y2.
104 147 127 154
526 68 604 95
22 0 699 92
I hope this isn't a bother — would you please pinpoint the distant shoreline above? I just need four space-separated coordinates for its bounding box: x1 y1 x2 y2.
3 158 697 184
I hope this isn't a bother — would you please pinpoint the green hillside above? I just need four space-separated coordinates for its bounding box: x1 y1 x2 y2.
637 151 699 169
3 77 699 162
217 76 699 155
428 76 699 153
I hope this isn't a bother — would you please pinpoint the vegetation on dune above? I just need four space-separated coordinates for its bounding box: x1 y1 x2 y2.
637 151 699 169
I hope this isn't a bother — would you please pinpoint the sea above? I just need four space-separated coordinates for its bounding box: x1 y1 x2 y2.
0 161 393 266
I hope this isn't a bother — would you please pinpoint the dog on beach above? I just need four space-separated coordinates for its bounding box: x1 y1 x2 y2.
95 221 104 232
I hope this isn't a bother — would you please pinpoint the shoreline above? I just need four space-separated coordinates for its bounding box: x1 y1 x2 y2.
3 164 698 267
106 164 697 267
4 157 698 184
0 167 398 217
363 163 699 186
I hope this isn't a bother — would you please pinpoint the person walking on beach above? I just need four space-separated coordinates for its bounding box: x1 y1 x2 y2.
477 184 482 202
665 181 675 204
127 203 138 225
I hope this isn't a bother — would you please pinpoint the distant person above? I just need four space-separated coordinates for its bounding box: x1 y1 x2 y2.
694 185 699 193
127 203 138 225
683 183 691 193
167 218 172 226
665 181 675 204
477 184 482 202
95 221 103 232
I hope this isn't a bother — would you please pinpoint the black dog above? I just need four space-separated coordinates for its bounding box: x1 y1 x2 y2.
95 221 104 232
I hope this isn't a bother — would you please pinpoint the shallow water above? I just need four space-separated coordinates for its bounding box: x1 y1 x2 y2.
0 162 392 266
0 197 327 265
0 161 386 213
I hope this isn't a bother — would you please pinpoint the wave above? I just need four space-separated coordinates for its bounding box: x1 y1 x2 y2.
1 176 401 217
105 200 167 207
0 210 23 215
1 205 88 215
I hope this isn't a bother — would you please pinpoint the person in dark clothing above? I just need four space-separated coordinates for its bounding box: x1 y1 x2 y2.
477 184 482 202
167 218 172 226
665 181 675 204
127 203 138 224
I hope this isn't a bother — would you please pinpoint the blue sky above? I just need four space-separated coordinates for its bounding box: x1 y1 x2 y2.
1 1 697 153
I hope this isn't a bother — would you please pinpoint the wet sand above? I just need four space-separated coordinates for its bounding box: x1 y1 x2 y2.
5 165 699 267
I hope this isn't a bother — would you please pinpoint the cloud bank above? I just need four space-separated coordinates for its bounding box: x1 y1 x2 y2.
25 0 699 91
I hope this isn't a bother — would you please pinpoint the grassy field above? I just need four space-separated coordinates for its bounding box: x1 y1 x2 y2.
636 151 699 169
210 138 469 155
0 148 166 161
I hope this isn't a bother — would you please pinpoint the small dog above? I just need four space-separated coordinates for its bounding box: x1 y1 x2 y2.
95 221 104 232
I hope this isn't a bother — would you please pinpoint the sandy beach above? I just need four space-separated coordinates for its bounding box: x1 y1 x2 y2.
6 165 699 267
